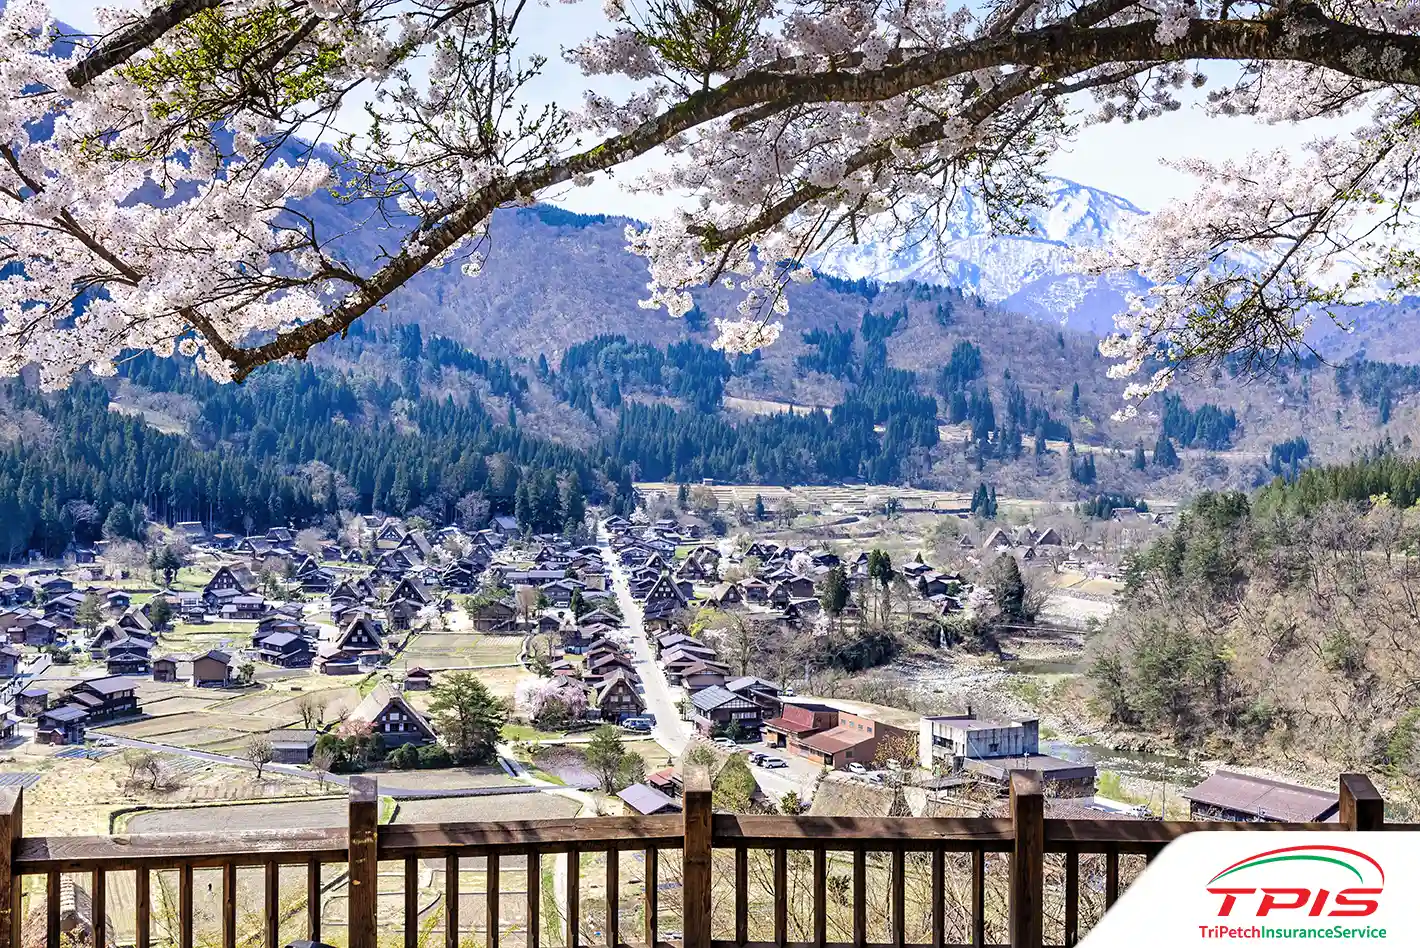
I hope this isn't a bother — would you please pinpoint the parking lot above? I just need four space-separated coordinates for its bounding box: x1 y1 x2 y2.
729 736 831 801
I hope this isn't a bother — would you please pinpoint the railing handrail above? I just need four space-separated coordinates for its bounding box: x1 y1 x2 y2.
0 771 1391 948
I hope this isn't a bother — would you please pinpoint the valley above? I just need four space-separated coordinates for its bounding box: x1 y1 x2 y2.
9 3 1420 944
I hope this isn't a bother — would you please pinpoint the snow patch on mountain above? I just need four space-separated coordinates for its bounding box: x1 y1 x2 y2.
813 178 1148 333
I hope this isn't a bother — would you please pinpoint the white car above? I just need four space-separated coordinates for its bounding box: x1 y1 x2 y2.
847 762 867 775
712 737 737 748
762 758 788 769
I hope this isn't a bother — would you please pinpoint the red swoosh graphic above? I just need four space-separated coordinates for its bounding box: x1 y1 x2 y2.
1209 845 1385 885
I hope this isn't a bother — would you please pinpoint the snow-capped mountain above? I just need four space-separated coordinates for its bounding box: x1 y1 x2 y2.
814 178 1149 335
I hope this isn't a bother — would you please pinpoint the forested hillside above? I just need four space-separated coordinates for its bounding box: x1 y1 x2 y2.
0 353 636 558
7 202 1420 557
346 206 1420 502
1088 450 1420 809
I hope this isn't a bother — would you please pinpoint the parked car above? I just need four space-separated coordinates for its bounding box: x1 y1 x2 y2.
749 753 767 765
712 737 737 748
762 757 788 769
621 717 652 732
847 762 867 775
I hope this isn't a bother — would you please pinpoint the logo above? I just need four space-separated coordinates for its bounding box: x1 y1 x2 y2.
1206 845 1385 918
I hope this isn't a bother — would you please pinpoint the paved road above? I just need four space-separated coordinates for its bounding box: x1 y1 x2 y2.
599 526 693 757
598 522 815 805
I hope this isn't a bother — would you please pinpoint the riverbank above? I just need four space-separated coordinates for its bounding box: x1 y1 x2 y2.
882 628 1363 820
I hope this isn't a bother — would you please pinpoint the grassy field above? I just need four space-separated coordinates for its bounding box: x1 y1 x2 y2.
158 620 255 654
398 632 524 669
502 723 567 742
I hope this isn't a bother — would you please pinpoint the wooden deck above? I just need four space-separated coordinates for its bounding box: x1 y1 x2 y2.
0 771 1388 948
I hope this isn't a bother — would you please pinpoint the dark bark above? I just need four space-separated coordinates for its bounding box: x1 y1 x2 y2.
65 0 224 87
62 0 1420 377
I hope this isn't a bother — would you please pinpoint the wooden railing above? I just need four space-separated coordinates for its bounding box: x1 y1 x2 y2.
0 772 1387 948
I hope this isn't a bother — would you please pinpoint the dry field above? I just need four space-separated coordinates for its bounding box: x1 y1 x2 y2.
0 742 328 836
636 481 975 516
123 797 349 833
393 792 581 824
98 680 364 755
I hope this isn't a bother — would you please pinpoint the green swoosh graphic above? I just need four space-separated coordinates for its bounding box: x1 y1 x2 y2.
1211 854 1364 885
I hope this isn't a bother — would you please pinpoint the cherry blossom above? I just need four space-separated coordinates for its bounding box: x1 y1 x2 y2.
2 0 1420 393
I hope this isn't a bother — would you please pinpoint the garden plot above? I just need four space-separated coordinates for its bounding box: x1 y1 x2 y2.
378 767 517 792
394 792 581 824
124 798 348 833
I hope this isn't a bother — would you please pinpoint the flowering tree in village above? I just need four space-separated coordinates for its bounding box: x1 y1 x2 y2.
4 0 1420 404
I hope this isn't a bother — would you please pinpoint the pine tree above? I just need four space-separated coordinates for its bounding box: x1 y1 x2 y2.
988 555 1028 620
148 596 173 630
561 477 586 533
148 545 183 586
676 483 689 509
76 592 104 633
1070 382 1081 415
1133 442 1148 470
102 503 134 540
533 472 561 534
514 481 534 532
753 494 766 521
1153 434 1181 469
818 565 849 617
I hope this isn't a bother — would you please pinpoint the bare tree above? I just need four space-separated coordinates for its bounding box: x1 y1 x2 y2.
122 748 159 789
244 735 275 781
709 612 764 677
311 746 336 791
297 693 329 729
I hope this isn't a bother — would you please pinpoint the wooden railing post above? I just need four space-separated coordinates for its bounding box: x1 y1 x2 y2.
1340 774 1384 830
0 787 21 948
1009 771 1044 948
348 776 380 948
683 766 713 948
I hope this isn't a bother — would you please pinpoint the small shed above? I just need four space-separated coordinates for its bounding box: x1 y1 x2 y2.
404 667 432 691
15 687 47 717
271 730 319 764
617 783 681 816
192 650 232 687
152 655 182 683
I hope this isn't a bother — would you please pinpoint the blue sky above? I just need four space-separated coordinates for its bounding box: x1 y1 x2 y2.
51 0 1353 216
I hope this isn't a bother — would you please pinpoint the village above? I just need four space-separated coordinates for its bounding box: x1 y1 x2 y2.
0 491 1342 861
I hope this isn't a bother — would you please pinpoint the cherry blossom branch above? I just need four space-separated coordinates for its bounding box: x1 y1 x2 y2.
64 0 224 88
